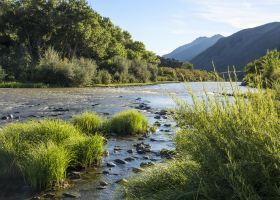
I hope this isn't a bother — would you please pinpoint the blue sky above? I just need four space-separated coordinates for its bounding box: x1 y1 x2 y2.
89 0 280 55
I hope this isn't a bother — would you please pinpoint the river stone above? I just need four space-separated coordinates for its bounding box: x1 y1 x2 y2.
132 167 144 173
107 162 116 167
102 170 110 174
164 124 171 127
114 159 127 164
124 157 135 162
68 171 81 180
154 115 161 119
43 193 56 198
140 162 155 168
127 149 133 154
115 178 128 184
159 109 168 115
63 192 81 198
100 181 108 186
143 156 150 160
97 186 107 190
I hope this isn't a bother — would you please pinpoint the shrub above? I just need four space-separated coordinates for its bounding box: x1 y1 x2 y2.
72 112 106 134
36 47 75 86
124 83 280 199
0 119 104 190
94 70 112 84
243 50 280 88
109 110 148 135
0 66 6 82
72 58 97 87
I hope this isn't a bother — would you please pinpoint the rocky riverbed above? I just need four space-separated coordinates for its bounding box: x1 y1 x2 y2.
0 82 246 200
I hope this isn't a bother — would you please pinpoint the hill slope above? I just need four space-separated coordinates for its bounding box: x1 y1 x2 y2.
164 35 223 61
191 22 280 72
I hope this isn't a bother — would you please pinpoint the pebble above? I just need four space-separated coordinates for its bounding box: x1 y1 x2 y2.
127 149 133 154
115 178 128 184
140 162 155 168
132 167 144 173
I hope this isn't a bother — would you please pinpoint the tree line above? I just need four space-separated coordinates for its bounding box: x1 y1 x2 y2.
0 0 216 86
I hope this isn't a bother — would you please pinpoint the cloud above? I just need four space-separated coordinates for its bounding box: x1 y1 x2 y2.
183 0 280 28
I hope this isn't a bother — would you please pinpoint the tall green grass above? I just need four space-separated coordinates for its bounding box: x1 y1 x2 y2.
124 84 280 200
0 119 104 190
109 110 148 135
72 112 106 134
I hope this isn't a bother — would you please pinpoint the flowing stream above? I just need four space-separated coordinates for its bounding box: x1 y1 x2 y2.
0 82 247 200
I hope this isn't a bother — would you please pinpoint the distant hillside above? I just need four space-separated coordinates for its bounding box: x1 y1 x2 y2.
191 22 280 73
164 34 223 61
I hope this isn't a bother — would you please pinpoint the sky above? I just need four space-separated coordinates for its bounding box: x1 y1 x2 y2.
89 0 280 55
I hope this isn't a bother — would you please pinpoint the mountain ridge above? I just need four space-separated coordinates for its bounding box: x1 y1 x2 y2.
191 22 280 72
164 34 223 61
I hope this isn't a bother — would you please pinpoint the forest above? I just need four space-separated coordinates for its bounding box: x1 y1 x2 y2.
0 0 216 87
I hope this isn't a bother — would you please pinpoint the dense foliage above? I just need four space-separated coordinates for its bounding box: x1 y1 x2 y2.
0 0 219 86
243 50 280 88
158 67 217 82
124 84 280 199
0 0 160 85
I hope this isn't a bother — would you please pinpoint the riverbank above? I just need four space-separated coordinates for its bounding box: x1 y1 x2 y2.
0 81 181 89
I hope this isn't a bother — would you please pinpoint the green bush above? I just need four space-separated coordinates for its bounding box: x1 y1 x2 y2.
72 58 97 86
35 48 97 87
0 119 104 190
72 112 106 134
124 84 280 199
243 50 280 88
123 160 199 200
109 110 148 135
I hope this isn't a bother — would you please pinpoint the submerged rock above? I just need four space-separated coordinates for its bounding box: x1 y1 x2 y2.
114 159 127 164
140 162 155 168
124 157 135 162
115 178 128 184
107 162 116 167
68 171 81 180
97 186 107 190
127 149 133 154
63 192 81 198
132 167 144 173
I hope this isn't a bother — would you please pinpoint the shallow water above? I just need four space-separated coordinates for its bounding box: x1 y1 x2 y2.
0 82 246 200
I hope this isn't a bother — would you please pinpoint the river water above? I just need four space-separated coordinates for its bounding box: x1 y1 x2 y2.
0 82 246 200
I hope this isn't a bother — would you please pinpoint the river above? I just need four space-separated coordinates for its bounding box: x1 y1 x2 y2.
0 82 246 200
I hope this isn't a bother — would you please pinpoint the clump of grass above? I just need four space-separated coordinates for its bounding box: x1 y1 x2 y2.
124 83 280 199
72 112 106 134
123 160 199 200
0 119 104 190
25 142 71 190
109 110 148 135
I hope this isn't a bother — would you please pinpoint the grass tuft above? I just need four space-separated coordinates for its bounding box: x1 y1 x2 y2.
72 112 106 135
109 110 148 135
0 119 104 190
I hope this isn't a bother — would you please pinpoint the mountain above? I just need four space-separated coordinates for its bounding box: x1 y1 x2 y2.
191 22 280 72
164 34 223 61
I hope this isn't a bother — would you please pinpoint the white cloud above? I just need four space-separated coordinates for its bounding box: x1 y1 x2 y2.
184 0 280 28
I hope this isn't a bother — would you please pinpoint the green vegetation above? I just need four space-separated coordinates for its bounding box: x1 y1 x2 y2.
109 110 148 135
243 50 280 88
0 119 104 190
124 83 280 199
0 0 217 87
0 82 48 88
158 67 218 82
72 112 106 134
